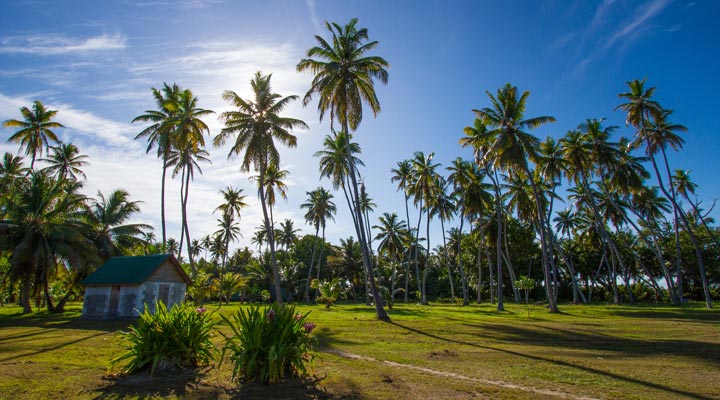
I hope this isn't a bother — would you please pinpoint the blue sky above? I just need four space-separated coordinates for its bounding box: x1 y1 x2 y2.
1 0 719 254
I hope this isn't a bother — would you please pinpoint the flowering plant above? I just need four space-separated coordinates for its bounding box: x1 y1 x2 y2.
220 304 316 384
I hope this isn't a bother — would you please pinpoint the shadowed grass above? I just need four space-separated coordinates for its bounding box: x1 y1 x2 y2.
0 302 718 399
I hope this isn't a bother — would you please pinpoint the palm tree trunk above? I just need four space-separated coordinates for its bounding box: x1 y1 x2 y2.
502 220 520 303
423 212 431 304
305 226 319 303
315 227 327 299
341 123 388 320
183 166 195 274
21 276 32 313
457 208 469 305
257 166 283 306
487 170 503 311
439 216 455 301
403 191 412 303
414 197 424 303
650 145 711 308
161 152 168 251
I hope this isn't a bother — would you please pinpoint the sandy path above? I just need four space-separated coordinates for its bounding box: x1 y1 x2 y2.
323 348 600 400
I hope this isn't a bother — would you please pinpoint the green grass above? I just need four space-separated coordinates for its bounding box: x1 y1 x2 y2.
0 302 718 399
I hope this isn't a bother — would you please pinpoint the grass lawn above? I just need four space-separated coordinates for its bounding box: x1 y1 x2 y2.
0 301 718 399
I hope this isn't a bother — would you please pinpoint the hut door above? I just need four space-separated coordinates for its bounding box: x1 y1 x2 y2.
109 286 120 315
159 284 170 306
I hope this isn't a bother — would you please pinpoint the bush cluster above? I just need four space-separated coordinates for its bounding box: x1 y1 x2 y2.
111 301 216 375
220 304 316 384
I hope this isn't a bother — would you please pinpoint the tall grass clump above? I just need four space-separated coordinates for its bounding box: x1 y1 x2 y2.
221 304 316 384
111 302 216 375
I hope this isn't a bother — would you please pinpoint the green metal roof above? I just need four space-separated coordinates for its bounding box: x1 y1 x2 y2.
80 254 190 285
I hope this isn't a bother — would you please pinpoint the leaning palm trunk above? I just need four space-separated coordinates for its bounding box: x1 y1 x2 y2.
487 169 503 310
160 152 169 250
522 164 558 313
258 168 283 305
457 208 469 305
305 226 319 303
657 146 711 308
342 123 388 320
413 197 425 303
402 191 412 303
183 166 195 274
439 216 455 301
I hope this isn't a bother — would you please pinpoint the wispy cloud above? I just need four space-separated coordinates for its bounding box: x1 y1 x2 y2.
305 0 321 33
604 0 673 49
0 33 126 55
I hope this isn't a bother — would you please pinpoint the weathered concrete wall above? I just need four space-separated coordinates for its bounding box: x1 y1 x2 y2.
82 281 187 319
82 286 110 317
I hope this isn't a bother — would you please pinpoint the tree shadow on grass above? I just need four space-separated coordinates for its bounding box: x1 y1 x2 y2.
0 309 128 332
387 320 715 400
93 372 361 400
0 330 108 363
607 308 720 325
92 369 214 400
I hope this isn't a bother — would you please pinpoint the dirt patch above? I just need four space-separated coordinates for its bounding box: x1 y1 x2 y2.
324 348 599 400
428 349 458 360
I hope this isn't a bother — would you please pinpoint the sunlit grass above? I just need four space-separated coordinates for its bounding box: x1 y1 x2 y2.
0 301 718 399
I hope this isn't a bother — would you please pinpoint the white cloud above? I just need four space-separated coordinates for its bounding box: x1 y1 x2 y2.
605 0 673 49
0 33 126 55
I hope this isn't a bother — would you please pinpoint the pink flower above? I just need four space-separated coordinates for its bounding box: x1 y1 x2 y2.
303 322 316 333
266 309 276 321
195 307 206 314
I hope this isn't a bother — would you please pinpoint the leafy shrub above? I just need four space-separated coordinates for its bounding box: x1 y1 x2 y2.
311 277 343 309
220 304 316 384
111 301 216 375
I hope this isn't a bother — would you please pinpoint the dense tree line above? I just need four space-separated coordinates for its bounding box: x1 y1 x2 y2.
2 19 718 317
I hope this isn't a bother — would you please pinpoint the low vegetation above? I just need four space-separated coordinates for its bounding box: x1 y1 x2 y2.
0 302 718 399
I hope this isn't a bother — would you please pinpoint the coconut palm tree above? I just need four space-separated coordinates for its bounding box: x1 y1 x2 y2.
1 171 94 313
460 120 501 305
472 84 556 311
165 88 213 271
672 169 720 249
168 145 210 274
373 212 408 307
40 142 89 181
407 151 439 304
133 83 181 249
214 213 240 306
277 219 300 250
618 79 711 308
0 153 28 199
427 176 457 301
4 100 64 170
213 71 307 305
254 162 289 242
298 18 390 320
301 187 337 302
85 189 152 262
390 159 416 302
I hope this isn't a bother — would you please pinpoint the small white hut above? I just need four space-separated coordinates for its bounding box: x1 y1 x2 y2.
80 254 192 319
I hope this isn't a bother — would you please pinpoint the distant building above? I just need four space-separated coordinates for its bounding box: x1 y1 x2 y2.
80 254 192 319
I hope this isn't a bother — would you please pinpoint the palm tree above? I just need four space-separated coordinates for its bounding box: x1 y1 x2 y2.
4 100 64 170
1 171 94 313
277 219 300 250
214 71 307 305
298 18 390 320
255 162 289 243
473 84 556 311
85 189 152 262
618 79 711 308
133 83 181 249
0 153 28 197
390 159 415 302
427 176 457 301
214 186 248 297
166 88 213 272
301 187 337 302
168 145 210 274
214 213 241 306
461 120 500 305
373 212 408 307
672 169 720 249
40 142 89 181
408 151 439 304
